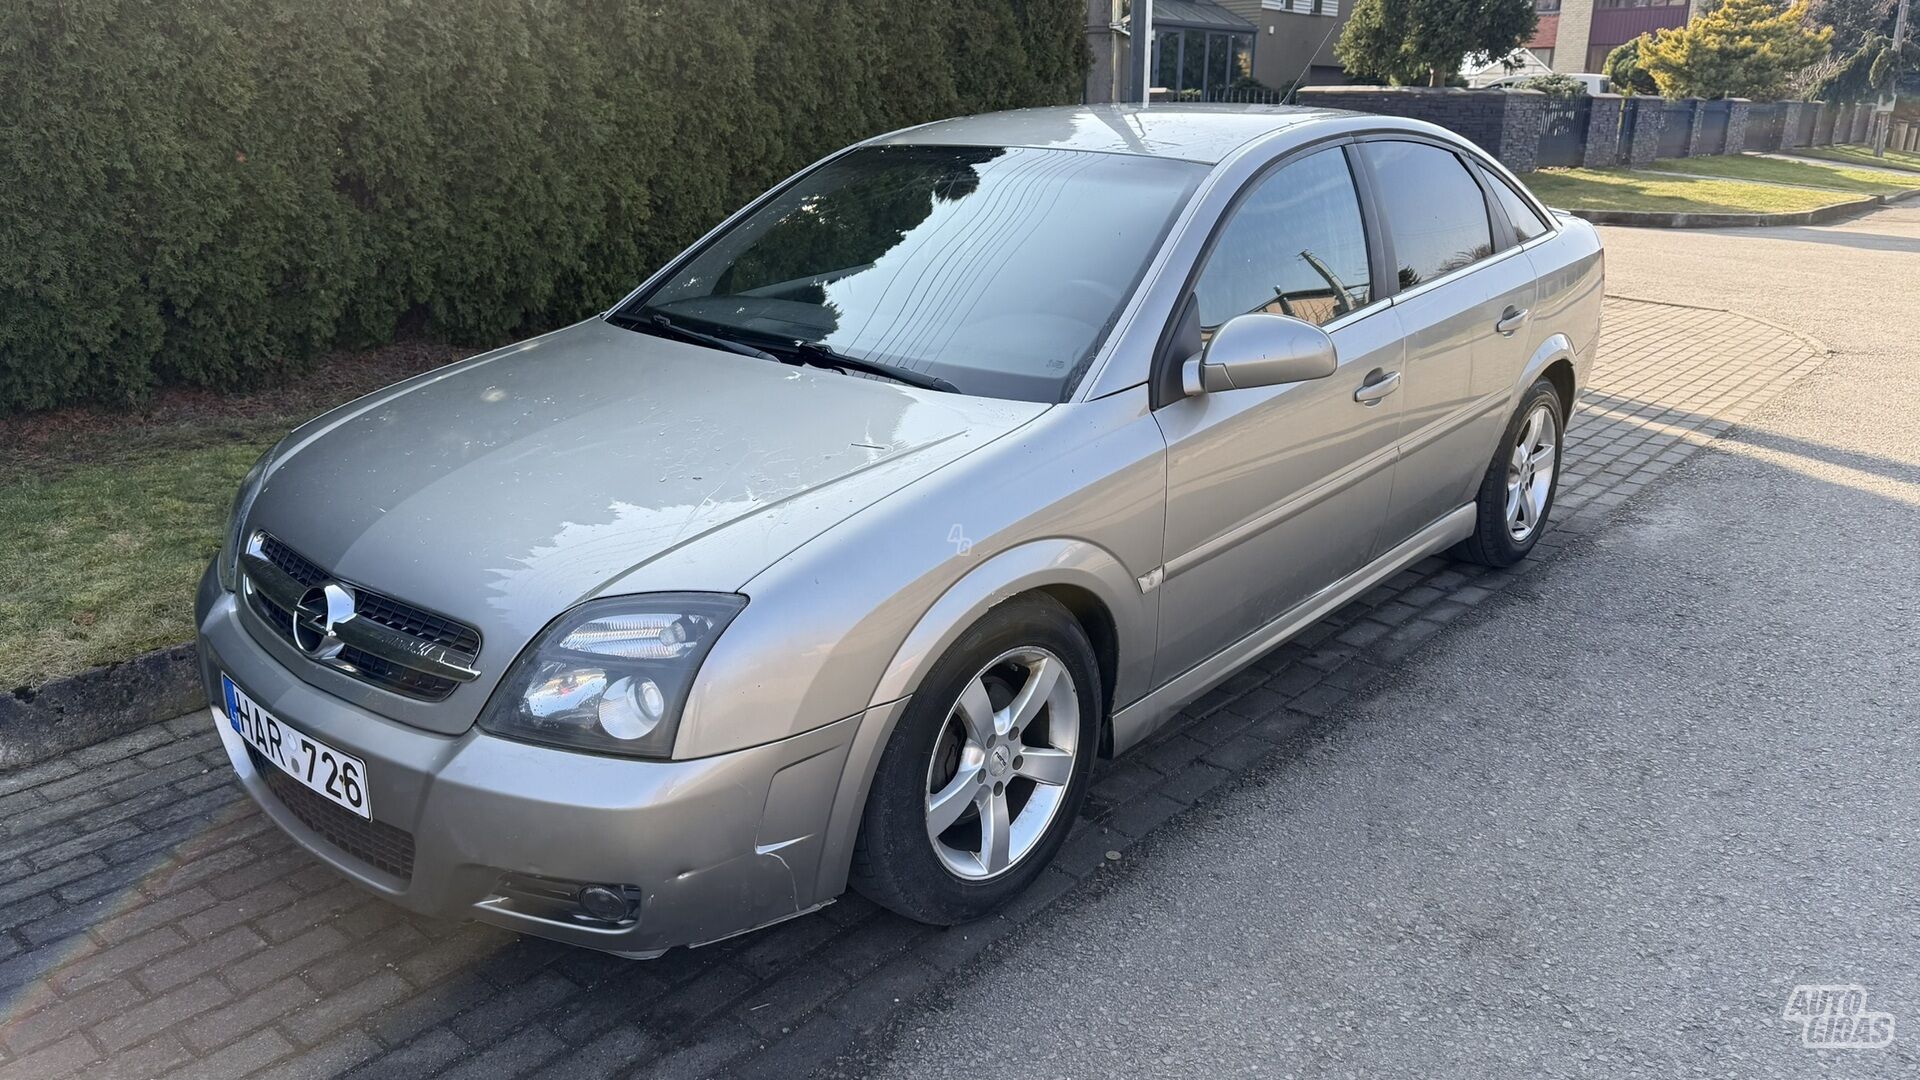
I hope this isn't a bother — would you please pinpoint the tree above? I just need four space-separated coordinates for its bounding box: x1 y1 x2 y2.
1809 33 1916 98
1603 36 1661 95
1811 0 1898 53
1337 0 1538 87
1639 0 1833 100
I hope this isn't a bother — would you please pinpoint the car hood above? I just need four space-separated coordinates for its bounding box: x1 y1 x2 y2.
246 319 1044 724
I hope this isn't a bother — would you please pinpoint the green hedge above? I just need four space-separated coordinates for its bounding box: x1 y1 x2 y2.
0 0 1087 413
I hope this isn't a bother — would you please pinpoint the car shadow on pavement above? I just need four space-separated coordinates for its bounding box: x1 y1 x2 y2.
1580 389 1920 487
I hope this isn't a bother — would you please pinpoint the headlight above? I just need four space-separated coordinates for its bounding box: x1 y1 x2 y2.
217 447 276 592
478 593 747 759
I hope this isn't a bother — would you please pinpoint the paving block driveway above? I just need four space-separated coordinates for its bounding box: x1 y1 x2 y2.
3 205 1914 1079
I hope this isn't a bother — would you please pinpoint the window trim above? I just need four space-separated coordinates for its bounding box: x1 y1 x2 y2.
1187 146 1380 337
1348 133 1524 305
1473 160 1559 251
1148 134 1384 409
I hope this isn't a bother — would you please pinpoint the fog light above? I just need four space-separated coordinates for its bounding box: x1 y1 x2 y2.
578 884 635 922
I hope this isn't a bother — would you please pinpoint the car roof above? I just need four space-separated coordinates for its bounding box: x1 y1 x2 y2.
867 104 1354 165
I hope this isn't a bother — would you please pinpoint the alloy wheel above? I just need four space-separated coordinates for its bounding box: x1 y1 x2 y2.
924 646 1079 881
1505 402 1559 543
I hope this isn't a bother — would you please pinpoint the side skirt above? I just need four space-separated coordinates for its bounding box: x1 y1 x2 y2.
1108 504 1477 755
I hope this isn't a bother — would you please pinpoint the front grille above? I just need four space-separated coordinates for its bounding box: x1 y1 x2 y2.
250 747 415 880
258 534 326 587
244 534 480 701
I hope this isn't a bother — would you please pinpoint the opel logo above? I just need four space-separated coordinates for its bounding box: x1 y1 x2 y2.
292 582 356 659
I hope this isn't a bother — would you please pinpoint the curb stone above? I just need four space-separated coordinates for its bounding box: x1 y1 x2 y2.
1 644 200 770
1560 187 1915 229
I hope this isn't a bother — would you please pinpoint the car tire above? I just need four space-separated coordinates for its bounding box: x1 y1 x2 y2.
1456 378 1564 567
849 592 1100 925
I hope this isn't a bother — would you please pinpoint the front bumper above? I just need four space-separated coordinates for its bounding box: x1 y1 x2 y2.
195 564 860 956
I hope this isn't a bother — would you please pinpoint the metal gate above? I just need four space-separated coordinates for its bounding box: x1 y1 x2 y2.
1537 96 1592 168
1657 99 1695 157
1203 86 1289 105
1796 105 1818 146
1744 103 1784 152
1696 100 1731 155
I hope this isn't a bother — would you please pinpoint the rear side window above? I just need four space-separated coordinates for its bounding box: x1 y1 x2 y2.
1360 141 1493 289
1480 164 1553 243
1191 147 1374 333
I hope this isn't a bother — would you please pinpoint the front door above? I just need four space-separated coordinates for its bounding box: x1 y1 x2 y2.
1152 146 1403 684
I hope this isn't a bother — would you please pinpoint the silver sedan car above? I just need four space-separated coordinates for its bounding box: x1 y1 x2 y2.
196 105 1603 957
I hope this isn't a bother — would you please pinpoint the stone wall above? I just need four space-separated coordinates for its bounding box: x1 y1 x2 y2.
1682 100 1707 157
1625 97 1666 167
1289 89 1832 173
1584 95 1625 167
1779 101 1808 148
1724 99 1750 155
1294 86 1547 172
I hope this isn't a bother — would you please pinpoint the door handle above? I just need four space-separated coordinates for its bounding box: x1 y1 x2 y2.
1353 370 1400 405
1495 306 1529 336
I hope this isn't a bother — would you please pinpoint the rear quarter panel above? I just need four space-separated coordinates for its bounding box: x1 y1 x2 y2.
1529 214 1607 394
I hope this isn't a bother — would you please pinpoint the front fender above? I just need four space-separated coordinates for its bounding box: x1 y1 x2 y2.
813 537 1154 900
866 537 1153 710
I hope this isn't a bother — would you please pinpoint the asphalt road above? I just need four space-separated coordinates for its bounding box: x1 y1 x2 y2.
828 205 1920 1078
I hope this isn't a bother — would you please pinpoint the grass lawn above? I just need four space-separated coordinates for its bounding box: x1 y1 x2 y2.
0 341 468 689
1788 144 1920 175
1643 153 1918 195
1526 168 1865 214
0 435 274 687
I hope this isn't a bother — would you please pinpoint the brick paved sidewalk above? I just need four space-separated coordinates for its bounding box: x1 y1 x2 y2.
0 297 1829 1080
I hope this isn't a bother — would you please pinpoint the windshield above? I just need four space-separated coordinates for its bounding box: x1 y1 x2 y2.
619 145 1205 402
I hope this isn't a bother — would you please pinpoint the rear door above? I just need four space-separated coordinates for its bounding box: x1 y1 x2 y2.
1473 160 1559 398
1356 139 1531 548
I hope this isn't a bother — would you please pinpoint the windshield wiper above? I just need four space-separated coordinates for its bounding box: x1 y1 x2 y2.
607 311 778 362
771 340 959 393
609 309 957 393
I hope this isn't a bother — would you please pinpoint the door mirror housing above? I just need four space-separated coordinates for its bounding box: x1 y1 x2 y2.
1181 313 1338 396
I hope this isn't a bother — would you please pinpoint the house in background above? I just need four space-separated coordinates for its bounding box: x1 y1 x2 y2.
1527 0 1561 68
1534 0 1700 74
1461 48 1554 87
1145 0 1258 96
1082 0 1348 103
1214 0 1354 89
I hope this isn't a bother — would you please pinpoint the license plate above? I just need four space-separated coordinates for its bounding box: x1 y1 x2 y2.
221 675 371 819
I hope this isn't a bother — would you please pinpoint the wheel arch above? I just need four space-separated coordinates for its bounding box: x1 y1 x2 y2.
1035 583 1121 757
812 539 1150 900
1523 333 1579 425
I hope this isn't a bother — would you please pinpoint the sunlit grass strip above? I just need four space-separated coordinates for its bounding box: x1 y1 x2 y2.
1527 168 1862 214
1643 153 1917 195
1787 144 1920 174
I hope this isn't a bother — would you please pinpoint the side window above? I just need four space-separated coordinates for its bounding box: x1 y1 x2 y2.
1360 141 1494 289
1192 148 1373 334
1479 163 1553 244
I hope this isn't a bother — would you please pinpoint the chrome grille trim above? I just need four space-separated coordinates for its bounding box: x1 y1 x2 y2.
240 532 482 701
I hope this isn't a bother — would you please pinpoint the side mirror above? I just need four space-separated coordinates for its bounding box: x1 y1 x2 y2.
1181 313 1338 396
